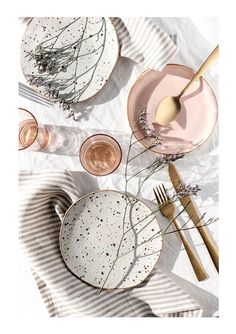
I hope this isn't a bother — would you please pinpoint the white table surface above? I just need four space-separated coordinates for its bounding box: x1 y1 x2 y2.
18 17 219 317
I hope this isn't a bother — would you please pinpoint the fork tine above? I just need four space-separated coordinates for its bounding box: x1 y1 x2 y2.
159 184 167 202
156 186 165 204
162 184 170 200
153 188 161 205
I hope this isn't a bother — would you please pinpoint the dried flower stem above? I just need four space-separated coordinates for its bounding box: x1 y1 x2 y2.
98 111 217 293
26 17 107 112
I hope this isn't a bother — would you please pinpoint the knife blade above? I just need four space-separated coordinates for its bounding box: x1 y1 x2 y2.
168 163 219 272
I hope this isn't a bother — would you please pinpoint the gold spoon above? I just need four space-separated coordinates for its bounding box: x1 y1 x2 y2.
155 45 219 126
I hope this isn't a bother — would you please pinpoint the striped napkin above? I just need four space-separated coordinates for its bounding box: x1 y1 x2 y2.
111 17 177 70
19 170 202 317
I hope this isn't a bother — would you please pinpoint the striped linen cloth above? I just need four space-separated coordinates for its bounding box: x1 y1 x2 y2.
19 170 202 317
111 17 177 70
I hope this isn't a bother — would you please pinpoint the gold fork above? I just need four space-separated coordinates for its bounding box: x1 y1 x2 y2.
154 184 208 281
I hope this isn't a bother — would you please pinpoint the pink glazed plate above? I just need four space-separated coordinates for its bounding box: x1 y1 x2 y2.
127 64 218 155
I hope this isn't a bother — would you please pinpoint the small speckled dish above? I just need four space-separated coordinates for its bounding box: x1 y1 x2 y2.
60 190 162 289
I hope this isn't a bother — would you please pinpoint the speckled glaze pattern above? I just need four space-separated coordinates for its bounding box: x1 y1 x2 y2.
60 190 162 289
21 17 119 102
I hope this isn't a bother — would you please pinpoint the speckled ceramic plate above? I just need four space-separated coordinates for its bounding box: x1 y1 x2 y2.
60 190 162 289
21 17 119 104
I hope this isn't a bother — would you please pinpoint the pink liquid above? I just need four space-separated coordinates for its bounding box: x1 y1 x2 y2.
85 142 117 173
19 120 50 150
19 120 38 149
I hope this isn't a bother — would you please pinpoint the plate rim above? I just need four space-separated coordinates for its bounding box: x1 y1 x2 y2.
59 189 163 290
20 17 120 104
127 63 218 155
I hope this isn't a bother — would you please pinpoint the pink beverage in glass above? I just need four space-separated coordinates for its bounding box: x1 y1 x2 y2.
80 134 122 176
18 108 50 151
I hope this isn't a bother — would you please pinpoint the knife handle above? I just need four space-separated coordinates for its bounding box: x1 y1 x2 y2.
173 219 208 281
196 222 219 272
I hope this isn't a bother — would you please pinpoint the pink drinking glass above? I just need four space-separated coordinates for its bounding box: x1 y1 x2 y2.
18 108 50 151
79 134 122 176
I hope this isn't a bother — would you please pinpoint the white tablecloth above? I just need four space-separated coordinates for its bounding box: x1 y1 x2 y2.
18 17 219 317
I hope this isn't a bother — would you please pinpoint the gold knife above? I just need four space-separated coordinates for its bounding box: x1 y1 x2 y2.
168 163 219 272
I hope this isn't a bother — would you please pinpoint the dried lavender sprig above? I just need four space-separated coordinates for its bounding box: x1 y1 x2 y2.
148 153 184 170
26 18 106 112
138 106 157 138
176 181 201 197
99 130 170 292
98 123 216 293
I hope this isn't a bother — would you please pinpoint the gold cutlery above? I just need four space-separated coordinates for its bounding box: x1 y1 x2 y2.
154 184 208 281
168 163 219 272
155 45 219 125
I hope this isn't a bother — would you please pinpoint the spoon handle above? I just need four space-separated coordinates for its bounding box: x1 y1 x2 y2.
178 45 219 98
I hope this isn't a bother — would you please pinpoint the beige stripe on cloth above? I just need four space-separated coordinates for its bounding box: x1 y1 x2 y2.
111 17 177 70
19 170 202 317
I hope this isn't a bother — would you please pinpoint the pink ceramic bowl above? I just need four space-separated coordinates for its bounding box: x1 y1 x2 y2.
127 64 218 155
